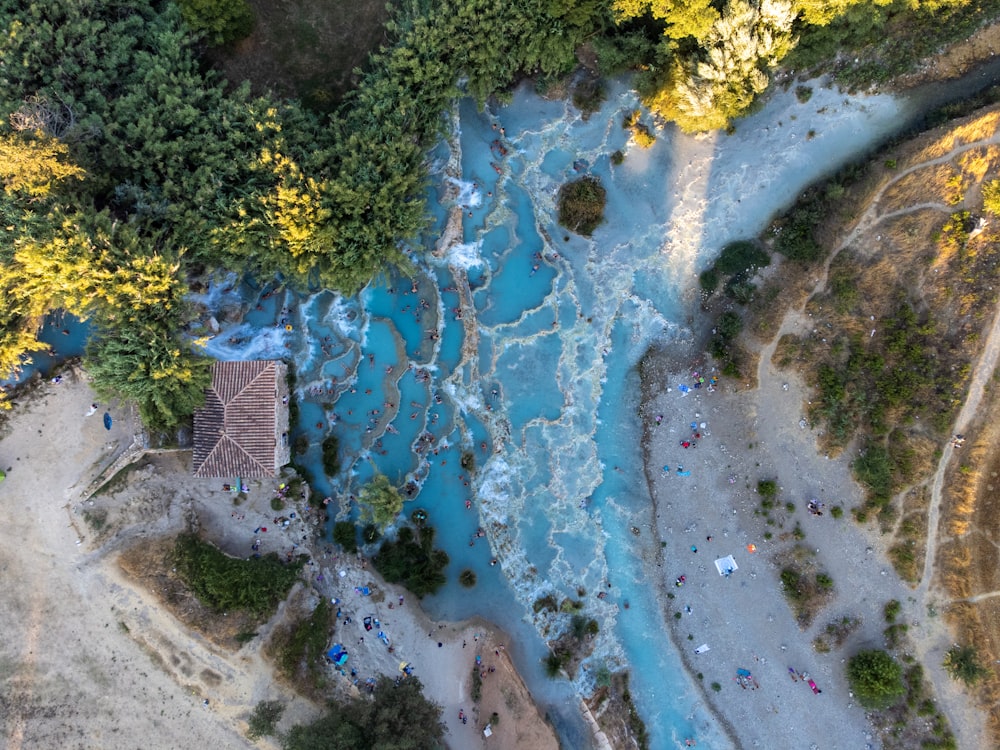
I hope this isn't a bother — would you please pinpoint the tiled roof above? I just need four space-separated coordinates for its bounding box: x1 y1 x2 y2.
193 360 286 478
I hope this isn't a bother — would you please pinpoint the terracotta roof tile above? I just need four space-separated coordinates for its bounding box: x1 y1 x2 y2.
193 360 287 478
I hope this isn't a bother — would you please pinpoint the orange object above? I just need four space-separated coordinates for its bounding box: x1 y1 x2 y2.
746 544 757 553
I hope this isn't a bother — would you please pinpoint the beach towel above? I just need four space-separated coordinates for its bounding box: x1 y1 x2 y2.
714 555 739 576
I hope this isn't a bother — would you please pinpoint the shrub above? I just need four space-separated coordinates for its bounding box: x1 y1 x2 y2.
699 267 720 294
984 179 1000 215
847 649 906 708
544 651 568 678
321 435 340 477
711 681 722 692
176 0 254 46
372 525 449 598
173 534 303 618
333 521 358 553
830 505 844 519
714 240 770 277
883 599 901 623
557 176 607 236
795 85 813 103
854 444 893 505
610 150 624 166
459 569 477 587
943 644 988 685
757 479 778 500
246 700 284 740
716 311 743 340
572 78 606 118
270 496 285 511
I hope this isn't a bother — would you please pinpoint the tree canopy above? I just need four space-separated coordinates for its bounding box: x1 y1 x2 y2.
282 675 445 750
0 0 995 420
846 649 906 709
359 474 405 529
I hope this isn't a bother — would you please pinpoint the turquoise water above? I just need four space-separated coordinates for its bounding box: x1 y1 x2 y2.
196 77 906 748
1 312 89 386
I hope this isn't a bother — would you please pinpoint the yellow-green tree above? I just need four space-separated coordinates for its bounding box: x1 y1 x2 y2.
359 474 404 529
612 0 719 42
650 0 797 132
0 131 84 199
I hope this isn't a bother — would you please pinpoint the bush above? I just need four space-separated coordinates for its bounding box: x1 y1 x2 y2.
795 85 813 103
176 0 254 46
282 676 444 750
557 176 607 236
854 444 893 505
372 525 449 598
943 644 988 686
714 240 770 277
321 435 340 477
246 699 284 740
333 521 358 553
172 534 303 618
716 311 743 340
830 505 844 519
610 150 624 166
847 649 906 709
757 479 778 500
883 599 901 623
459 568 477 587
699 267 720 294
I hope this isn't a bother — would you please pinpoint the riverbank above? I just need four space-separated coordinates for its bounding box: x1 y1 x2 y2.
0 370 559 750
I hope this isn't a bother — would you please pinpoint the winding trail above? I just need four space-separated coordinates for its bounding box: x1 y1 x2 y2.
756 122 1000 748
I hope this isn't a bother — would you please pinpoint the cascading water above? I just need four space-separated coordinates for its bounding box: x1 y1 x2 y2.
197 76 905 748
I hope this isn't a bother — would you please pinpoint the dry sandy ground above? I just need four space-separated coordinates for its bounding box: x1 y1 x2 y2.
639 110 1000 747
0 367 556 750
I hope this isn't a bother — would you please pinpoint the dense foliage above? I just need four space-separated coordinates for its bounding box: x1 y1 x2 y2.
282 675 445 750
272 599 333 687
2 0 996 422
372 525 449 598
246 700 285 741
558 177 608 236
173 533 305 617
846 649 906 709
943 644 989 686
359 473 404 529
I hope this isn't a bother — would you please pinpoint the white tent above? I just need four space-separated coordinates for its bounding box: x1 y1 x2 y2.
694 644 710 654
714 555 738 576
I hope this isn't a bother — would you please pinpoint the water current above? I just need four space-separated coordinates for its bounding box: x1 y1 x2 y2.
11 75 917 747
190 76 913 748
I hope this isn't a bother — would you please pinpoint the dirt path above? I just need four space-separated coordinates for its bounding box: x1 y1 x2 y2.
750 121 1000 750
921 298 1000 593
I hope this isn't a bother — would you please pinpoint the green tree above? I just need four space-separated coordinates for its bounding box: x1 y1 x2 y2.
372 525 449 598
558 176 607 236
175 0 254 45
846 649 906 708
943 644 989 686
282 676 444 750
359 474 404 529
247 700 285 740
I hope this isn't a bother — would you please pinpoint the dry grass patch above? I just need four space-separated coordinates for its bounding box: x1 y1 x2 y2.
956 143 1000 183
908 109 1000 162
878 163 957 214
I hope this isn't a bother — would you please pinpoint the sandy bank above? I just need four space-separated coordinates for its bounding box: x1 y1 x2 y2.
0 369 558 750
